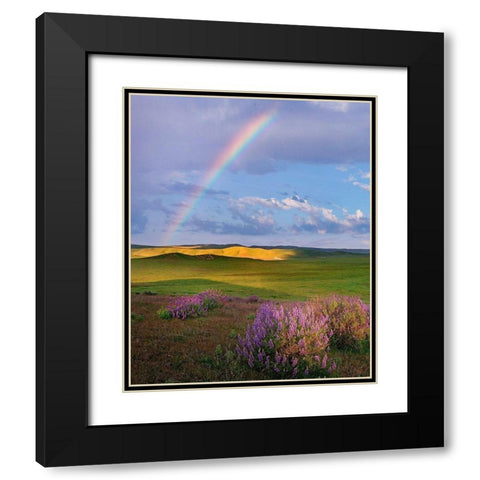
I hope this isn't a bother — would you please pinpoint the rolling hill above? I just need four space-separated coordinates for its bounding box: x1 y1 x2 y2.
130 246 370 301
131 244 368 261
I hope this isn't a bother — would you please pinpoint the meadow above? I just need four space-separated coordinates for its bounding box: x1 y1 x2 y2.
129 245 371 386
131 246 370 302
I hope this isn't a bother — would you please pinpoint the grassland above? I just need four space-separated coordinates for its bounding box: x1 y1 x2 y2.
130 294 370 385
131 247 370 302
131 295 272 384
129 245 371 385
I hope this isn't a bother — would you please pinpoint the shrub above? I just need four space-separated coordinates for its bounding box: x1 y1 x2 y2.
130 312 144 324
161 290 228 320
170 295 207 319
237 295 370 378
236 302 336 379
201 291 225 310
157 308 172 320
311 295 370 351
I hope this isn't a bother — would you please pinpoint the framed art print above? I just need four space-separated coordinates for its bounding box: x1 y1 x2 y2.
37 13 444 466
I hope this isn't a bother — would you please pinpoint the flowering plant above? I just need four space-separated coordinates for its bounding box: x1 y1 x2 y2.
237 295 370 378
157 290 228 320
236 301 336 378
311 295 370 351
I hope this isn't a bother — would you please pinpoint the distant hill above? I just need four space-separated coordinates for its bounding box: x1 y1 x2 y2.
131 244 369 261
131 245 296 261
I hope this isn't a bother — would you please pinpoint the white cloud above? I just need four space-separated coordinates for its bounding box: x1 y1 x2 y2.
233 195 369 237
344 170 371 192
282 197 319 214
251 211 275 226
320 207 339 223
345 209 364 221
318 207 366 228
235 195 319 214
353 181 371 192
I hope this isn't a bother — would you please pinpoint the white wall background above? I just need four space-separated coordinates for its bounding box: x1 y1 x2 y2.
0 0 473 478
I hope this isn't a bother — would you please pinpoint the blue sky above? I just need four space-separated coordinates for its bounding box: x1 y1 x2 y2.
130 93 372 248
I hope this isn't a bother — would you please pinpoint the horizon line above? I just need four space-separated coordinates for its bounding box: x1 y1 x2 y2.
130 242 370 250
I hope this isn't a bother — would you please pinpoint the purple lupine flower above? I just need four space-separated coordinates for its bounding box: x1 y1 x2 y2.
298 338 306 354
164 290 227 320
321 354 327 369
236 296 362 379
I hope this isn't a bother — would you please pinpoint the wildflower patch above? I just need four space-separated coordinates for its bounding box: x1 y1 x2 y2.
237 296 369 379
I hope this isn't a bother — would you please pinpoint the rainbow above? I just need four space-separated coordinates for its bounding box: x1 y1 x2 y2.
163 109 277 245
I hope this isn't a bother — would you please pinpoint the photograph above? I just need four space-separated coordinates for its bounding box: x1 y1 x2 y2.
126 90 375 389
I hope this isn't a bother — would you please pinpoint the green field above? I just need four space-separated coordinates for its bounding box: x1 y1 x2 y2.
130 246 371 385
131 248 370 302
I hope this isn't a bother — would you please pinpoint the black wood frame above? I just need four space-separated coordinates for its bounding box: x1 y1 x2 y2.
36 12 444 467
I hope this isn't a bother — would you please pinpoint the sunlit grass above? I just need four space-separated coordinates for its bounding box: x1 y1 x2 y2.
131 252 370 302
131 245 297 261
